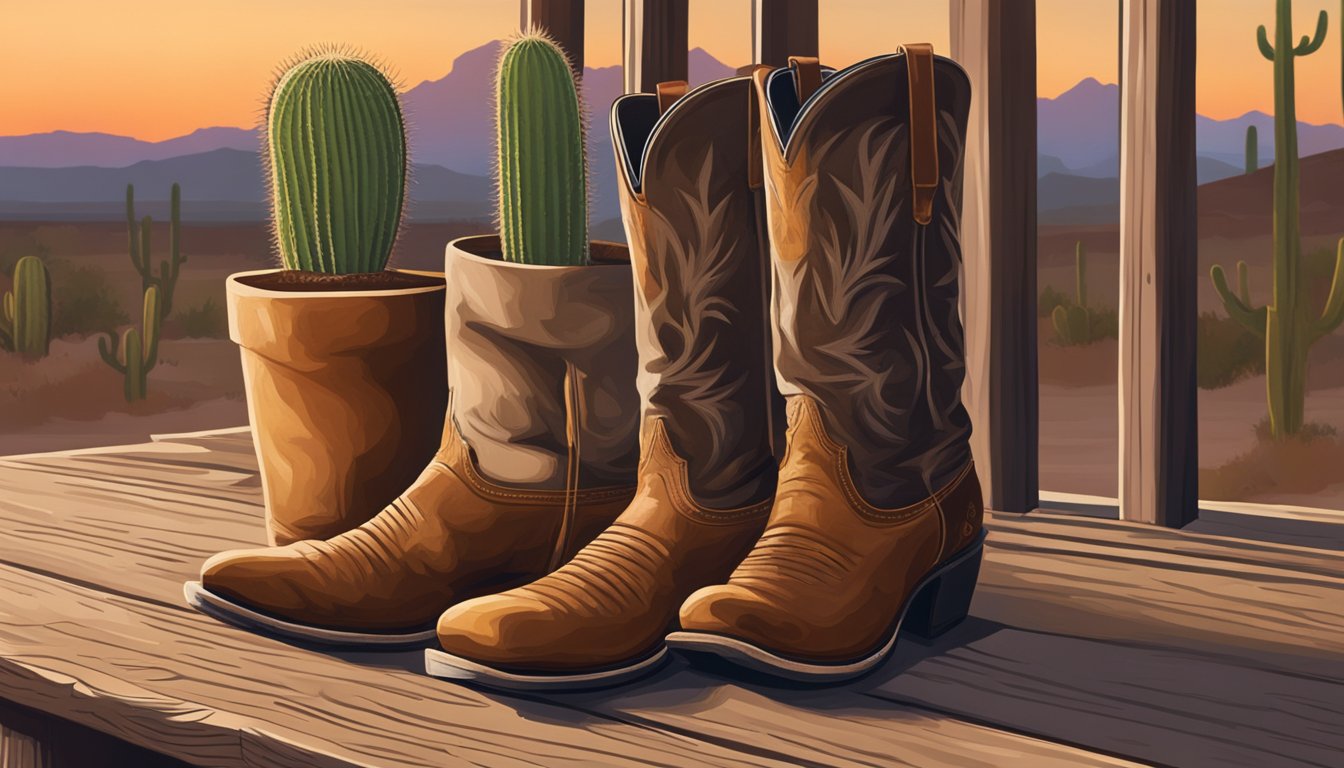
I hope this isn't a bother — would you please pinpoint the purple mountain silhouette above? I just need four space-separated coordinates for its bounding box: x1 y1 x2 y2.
0 127 258 169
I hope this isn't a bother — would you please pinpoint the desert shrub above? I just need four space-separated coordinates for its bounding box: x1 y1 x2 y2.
1197 311 1264 389
1253 417 1336 443
174 298 228 339
1038 284 1071 318
48 262 129 338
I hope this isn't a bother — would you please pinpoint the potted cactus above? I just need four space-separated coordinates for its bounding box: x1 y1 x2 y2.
228 48 448 546
1 255 51 360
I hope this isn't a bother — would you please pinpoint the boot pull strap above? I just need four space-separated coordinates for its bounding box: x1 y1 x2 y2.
746 66 769 189
656 80 688 115
789 56 823 103
900 43 939 225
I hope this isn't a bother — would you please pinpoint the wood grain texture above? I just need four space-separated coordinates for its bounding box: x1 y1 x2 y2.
622 0 689 93
1118 0 1200 527
751 0 818 67
949 1 1040 514
0 433 1139 767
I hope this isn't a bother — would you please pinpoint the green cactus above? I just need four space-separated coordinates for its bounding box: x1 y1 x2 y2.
98 285 161 402
1051 241 1092 345
266 49 406 274
1211 0 1344 439
495 31 589 266
1245 125 1259 174
1 256 52 359
124 183 186 316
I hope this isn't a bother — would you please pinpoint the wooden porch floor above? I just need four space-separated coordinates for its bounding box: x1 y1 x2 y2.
0 429 1340 767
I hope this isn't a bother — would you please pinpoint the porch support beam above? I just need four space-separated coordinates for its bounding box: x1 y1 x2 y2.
1118 0 1199 527
751 0 818 67
521 0 585 75
950 0 1040 514
622 0 689 93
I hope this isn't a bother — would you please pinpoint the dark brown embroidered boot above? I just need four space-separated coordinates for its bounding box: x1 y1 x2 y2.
426 75 784 690
185 236 640 647
669 46 987 683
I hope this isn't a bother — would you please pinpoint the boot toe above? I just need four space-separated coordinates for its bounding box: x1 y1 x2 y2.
199 545 323 616
679 584 809 650
436 594 562 666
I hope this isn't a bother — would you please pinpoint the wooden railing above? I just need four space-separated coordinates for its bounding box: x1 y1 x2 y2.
523 0 1201 527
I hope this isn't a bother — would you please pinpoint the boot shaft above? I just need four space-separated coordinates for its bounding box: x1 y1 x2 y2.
612 76 784 507
444 235 641 491
755 50 974 508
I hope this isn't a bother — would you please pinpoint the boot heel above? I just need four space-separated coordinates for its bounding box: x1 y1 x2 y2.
902 542 983 640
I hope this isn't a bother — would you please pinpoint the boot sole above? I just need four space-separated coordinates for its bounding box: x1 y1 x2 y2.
664 532 986 684
183 581 437 648
424 645 669 692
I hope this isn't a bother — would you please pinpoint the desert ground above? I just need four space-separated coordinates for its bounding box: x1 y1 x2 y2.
2 216 1342 511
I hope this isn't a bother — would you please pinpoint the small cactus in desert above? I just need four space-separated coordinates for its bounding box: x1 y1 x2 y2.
266 48 407 273
1245 125 1259 174
98 285 161 402
125 183 187 317
1 255 52 359
495 31 589 265
1051 241 1091 345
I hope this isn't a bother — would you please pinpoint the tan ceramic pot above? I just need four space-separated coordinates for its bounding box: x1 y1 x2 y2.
226 269 448 545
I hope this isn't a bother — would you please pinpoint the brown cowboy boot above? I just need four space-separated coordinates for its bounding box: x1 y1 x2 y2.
184 236 640 647
426 75 784 689
669 46 986 683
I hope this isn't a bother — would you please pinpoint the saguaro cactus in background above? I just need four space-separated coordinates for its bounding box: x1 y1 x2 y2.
1 256 52 359
1051 241 1090 345
495 31 589 266
125 183 187 317
1211 0 1344 438
1245 125 1259 174
98 285 161 402
267 49 407 274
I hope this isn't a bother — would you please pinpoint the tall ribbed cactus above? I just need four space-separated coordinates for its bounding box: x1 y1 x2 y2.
1245 125 1259 174
1211 0 1344 438
495 31 589 266
267 49 406 274
98 285 160 402
1 256 51 359
124 183 186 316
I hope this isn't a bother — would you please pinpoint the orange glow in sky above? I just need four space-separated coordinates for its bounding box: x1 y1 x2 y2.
3 0 1340 140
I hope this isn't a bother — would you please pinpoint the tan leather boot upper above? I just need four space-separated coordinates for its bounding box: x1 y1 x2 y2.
202 419 633 632
436 420 769 670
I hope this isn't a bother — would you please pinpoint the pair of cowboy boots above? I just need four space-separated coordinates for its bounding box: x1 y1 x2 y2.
188 44 983 689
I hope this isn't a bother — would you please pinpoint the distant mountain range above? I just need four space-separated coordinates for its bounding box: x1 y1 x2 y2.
2 47 1341 224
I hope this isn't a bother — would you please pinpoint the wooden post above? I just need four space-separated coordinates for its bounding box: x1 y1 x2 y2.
1118 0 1199 527
751 0 818 66
522 0 585 74
950 1 1040 514
622 0 689 93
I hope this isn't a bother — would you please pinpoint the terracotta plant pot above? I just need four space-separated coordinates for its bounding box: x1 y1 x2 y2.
226 269 448 545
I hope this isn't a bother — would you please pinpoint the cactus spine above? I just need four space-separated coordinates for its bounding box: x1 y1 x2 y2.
1211 0 1344 438
1245 125 1258 174
1 256 52 359
1051 241 1090 345
124 183 186 317
98 285 161 402
267 50 406 274
495 31 589 265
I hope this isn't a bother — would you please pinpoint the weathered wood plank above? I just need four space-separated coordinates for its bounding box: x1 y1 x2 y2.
751 0 818 67
0 697 189 768
622 0 689 93
875 623 1344 768
1118 0 1200 526
949 1 1040 513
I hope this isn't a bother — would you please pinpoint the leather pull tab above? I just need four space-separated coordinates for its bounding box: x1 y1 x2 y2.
656 80 688 115
900 43 939 225
747 66 769 189
788 56 822 103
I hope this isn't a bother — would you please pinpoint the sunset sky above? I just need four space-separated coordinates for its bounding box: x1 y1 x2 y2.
4 0 1340 141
